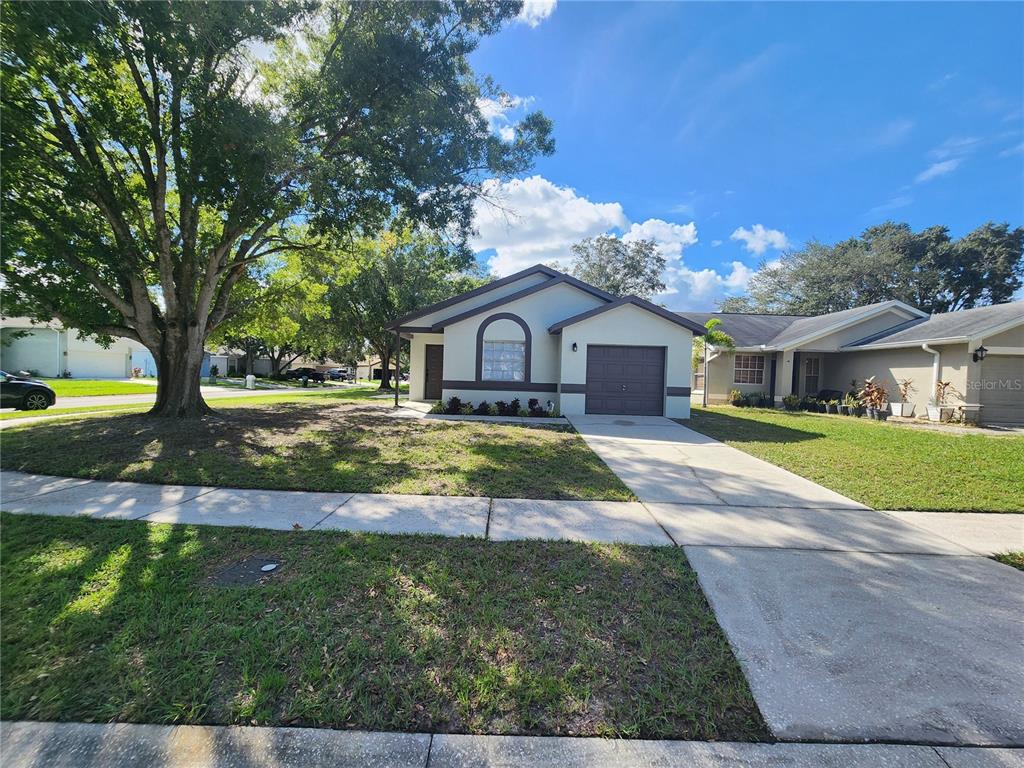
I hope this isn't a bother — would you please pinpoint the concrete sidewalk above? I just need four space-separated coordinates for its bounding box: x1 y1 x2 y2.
4 721 1021 768
3 470 1016 556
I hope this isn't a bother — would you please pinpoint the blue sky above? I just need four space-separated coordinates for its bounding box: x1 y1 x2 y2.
468 1 1024 309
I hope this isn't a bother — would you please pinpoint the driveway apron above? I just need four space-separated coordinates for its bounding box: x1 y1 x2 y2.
566 414 1024 746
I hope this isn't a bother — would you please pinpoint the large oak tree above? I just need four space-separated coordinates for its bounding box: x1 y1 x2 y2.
1 0 552 416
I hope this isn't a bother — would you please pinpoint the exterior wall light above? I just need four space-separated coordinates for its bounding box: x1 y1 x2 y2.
973 345 988 363
572 342 578 352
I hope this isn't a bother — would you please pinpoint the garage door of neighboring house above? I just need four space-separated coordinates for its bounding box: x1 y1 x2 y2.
585 345 665 416
424 344 444 401
980 355 1024 425
68 350 128 378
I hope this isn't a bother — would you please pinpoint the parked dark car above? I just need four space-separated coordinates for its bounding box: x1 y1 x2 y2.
0 370 56 410
326 368 353 381
285 367 325 382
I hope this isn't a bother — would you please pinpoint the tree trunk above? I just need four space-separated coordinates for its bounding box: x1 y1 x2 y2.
244 346 255 377
377 349 392 390
148 329 212 418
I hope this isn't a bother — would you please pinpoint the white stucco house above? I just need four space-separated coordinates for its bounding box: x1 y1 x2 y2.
0 316 136 378
388 265 707 418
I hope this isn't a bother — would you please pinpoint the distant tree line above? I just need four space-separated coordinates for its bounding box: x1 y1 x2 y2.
719 221 1023 315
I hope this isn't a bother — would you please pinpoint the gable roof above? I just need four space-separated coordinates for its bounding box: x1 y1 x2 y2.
428 271 616 331
387 264 560 330
677 312 807 348
678 300 926 350
549 295 709 335
846 300 1024 349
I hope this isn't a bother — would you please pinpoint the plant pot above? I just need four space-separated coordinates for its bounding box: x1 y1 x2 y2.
877 410 889 421
890 402 914 418
867 407 876 419
853 406 864 418
838 405 849 415
927 405 954 422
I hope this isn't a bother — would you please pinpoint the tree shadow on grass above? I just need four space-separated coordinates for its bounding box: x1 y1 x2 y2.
1 404 628 499
0 513 769 754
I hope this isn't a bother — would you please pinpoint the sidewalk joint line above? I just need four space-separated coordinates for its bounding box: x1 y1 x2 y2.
931 746 955 768
484 498 493 539
424 732 434 768
136 486 220 521
310 494 354 530
0 476 98 504
641 501 678 547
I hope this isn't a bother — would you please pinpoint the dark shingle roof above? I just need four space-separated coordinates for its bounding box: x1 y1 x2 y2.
846 301 1024 347
677 312 807 348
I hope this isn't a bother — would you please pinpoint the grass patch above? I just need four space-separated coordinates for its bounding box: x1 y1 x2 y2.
0 386 402 421
687 407 1024 513
2 401 631 500
0 513 766 740
993 551 1024 571
41 379 158 397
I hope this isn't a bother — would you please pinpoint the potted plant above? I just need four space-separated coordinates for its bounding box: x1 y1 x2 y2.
858 376 888 420
208 364 219 385
890 378 916 418
926 381 960 422
729 389 745 407
782 394 801 411
825 399 839 414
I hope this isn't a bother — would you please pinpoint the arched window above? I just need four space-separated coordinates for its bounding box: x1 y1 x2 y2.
476 313 531 382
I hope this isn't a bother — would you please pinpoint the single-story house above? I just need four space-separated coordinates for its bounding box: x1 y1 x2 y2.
682 300 1024 425
1 316 135 379
388 264 707 418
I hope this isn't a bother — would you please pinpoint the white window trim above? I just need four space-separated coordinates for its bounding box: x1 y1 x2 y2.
733 353 765 385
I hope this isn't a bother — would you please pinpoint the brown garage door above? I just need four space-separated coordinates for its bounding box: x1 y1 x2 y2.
585 345 665 416
980 355 1024 425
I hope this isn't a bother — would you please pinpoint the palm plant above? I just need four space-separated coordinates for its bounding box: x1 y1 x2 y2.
693 318 736 406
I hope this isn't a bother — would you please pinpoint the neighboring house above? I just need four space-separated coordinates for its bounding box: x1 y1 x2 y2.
0 317 134 379
388 264 706 418
682 300 1024 426
355 357 384 381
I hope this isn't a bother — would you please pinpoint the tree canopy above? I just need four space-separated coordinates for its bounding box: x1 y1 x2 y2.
567 235 666 299
326 228 486 389
720 221 1024 315
1 0 552 415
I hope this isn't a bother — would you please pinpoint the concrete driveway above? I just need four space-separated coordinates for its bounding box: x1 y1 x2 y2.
567 414 1024 746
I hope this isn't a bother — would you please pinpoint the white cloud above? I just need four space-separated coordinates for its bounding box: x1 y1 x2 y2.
471 176 626 275
867 194 913 216
476 94 533 140
730 224 790 256
915 159 961 183
874 118 914 147
930 136 980 160
999 142 1024 158
622 218 698 259
516 0 557 27
471 175 767 310
711 239 723 247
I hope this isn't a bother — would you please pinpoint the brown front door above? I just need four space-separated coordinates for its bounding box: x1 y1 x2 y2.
424 344 444 401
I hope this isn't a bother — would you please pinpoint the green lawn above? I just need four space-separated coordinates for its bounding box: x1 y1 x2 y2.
0 386 402 420
2 400 630 500
687 407 1024 513
0 513 766 740
994 551 1024 571
42 379 157 397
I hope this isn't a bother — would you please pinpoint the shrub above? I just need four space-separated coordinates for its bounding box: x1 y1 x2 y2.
460 404 474 415
209 364 219 377
494 400 510 416
428 401 445 414
729 389 746 407
527 398 550 417
444 396 464 415
517 408 530 417
782 394 801 411
473 401 492 416
509 398 521 415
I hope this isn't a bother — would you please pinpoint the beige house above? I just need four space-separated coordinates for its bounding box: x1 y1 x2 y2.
683 300 1024 425
389 265 706 417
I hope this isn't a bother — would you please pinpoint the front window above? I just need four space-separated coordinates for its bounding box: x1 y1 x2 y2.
482 341 526 382
804 357 820 394
734 354 765 385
